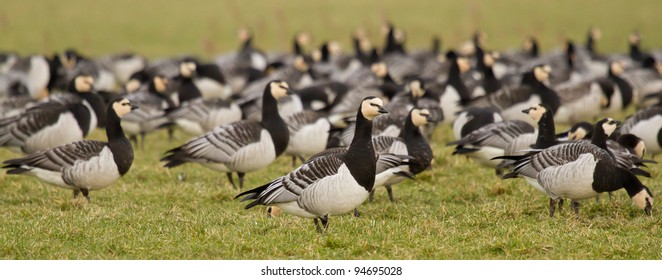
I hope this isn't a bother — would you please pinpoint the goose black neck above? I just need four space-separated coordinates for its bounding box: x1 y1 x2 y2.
534 111 556 149
105 107 127 143
590 123 610 151
475 46 486 72
177 77 202 104
630 43 643 62
106 105 134 176
587 35 596 54
482 66 502 94
608 72 633 108
81 93 107 128
619 169 647 198
343 109 377 191
261 88 289 156
448 60 471 104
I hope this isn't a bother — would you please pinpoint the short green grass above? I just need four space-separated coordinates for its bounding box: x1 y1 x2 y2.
1 0 662 260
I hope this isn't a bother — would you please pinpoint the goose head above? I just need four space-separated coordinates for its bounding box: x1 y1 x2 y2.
631 187 654 216
411 108 434 127
112 98 139 118
268 80 292 100
361 97 388 121
522 104 548 123
73 75 95 93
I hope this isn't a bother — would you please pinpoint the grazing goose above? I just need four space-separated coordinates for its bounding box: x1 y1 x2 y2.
0 75 104 154
168 97 242 136
161 80 291 190
499 118 654 217
235 97 388 233
2 98 137 201
618 106 662 155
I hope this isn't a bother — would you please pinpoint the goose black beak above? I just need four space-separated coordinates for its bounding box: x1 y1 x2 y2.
131 105 139 110
378 106 388 114
426 116 436 123
522 108 532 114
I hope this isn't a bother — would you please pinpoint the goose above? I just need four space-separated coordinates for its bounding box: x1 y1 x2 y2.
120 74 176 148
2 98 138 201
427 53 472 124
0 54 51 100
167 97 242 136
552 61 630 123
161 80 292 190
452 106 503 141
368 108 434 202
235 97 388 233
618 106 662 155
499 118 654 217
0 75 104 154
283 110 331 166
447 120 535 170
469 65 559 126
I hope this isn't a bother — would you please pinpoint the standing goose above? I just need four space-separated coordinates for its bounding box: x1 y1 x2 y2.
368 108 434 202
500 118 654 217
452 106 503 141
0 75 104 154
235 97 388 233
161 80 291 190
2 98 137 201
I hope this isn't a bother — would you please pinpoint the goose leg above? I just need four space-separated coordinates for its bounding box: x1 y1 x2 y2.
73 189 80 198
571 200 580 216
314 218 324 233
238 172 246 190
353 209 360 218
167 126 175 141
386 185 395 202
291 156 297 167
549 198 561 217
368 190 376 203
130 135 138 147
226 173 237 189
595 194 601 204
320 214 329 231
81 189 91 202
140 132 146 150
608 192 613 200
558 198 564 212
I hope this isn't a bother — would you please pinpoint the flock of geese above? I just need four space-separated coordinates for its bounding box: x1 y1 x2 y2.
1 24 661 232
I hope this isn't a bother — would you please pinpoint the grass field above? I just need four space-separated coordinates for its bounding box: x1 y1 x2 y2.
1 1 662 260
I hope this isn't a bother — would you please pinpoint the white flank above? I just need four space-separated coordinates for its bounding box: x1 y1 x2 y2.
627 115 662 154
440 86 461 124
227 129 277 172
537 153 599 200
24 113 84 154
62 147 121 190
299 164 369 216
287 119 330 158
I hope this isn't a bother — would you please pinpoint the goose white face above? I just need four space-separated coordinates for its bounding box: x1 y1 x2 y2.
153 76 169 93
394 28 405 43
311 49 322 62
269 81 290 100
409 80 424 98
523 38 533 51
60 54 77 70
631 188 654 214
568 127 588 141
293 56 309 72
526 104 547 123
483 53 495 67
634 141 647 158
591 27 602 40
534 65 551 82
655 63 662 75
113 98 135 118
359 38 372 52
610 61 624 75
75 75 95 92
237 27 250 42
361 97 386 120
296 32 312 46
328 41 341 55
629 32 640 44
179 61 197 77
412 109 431 127
370 62 388 78
125 79 141 93
601 118 620 137
457 57 471 73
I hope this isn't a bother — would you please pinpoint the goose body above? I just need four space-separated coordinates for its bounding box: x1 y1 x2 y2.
500 118 654 216
619 106 662 155
236 97 387 232
0 75 103 154
2 98 137 200
161 80 291 189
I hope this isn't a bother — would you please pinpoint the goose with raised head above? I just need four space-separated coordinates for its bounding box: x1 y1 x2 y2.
2 98 137 201
161 80 292 190
235 97 388 233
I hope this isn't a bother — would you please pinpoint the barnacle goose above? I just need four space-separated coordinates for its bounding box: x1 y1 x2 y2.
452 106 503 141
368 108 434 202
161 80 291 190
428 53 472 124
283 110 331 166
447 120 535 169
2 98 137 201
618 106 662 155
235 97 388 233
499 118 654 216
0 75 104 154
121 74 176 149
167 97 242 136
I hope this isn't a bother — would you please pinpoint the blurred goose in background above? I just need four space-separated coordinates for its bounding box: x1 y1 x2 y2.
161 80 291 190
0 75 105 154
619 106 662 156
235 97 387 233
2 98 137 201
452 106 503 141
